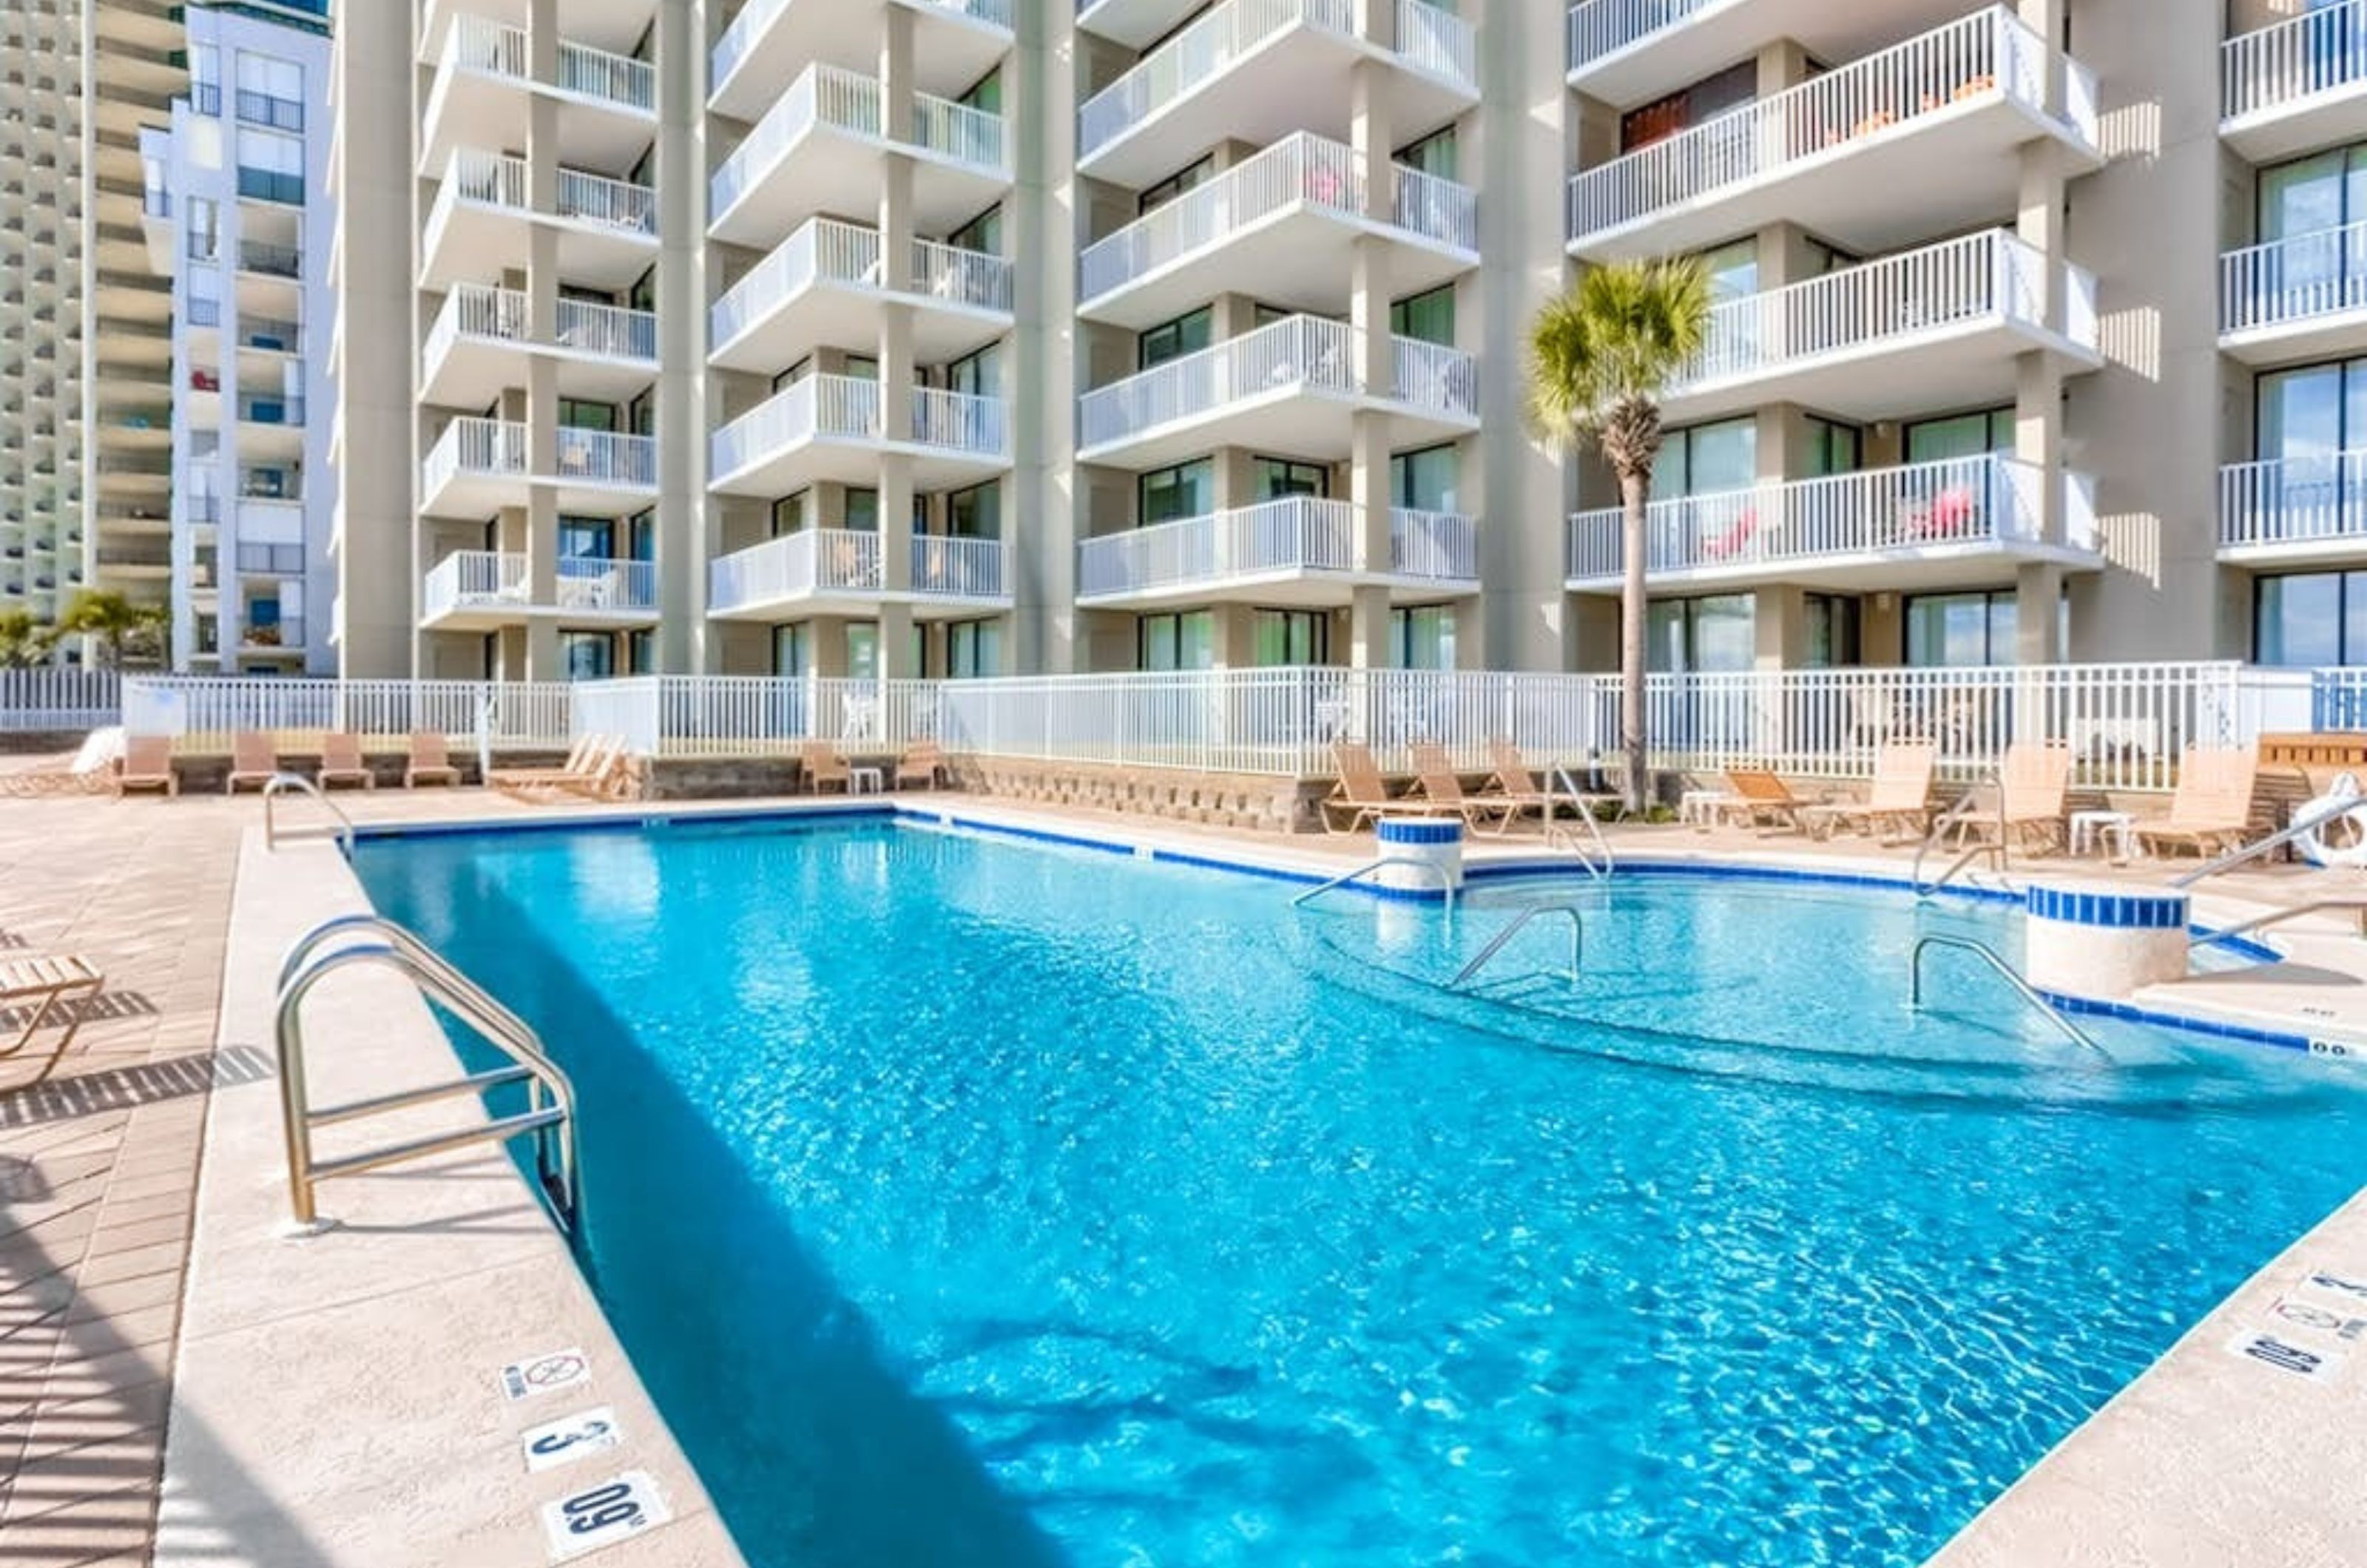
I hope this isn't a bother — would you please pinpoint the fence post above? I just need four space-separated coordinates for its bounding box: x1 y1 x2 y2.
476 686 493 777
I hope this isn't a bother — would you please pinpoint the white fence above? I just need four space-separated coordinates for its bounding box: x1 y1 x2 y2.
118 679 575 746
2221 220 2367 337
0 670 120 733
2224 0 2367 123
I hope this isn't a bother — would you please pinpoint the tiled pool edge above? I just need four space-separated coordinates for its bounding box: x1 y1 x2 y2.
156 830 744 1567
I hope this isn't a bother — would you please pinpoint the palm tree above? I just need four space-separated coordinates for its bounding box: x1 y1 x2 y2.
1527 258 1713 814
55 590 166 671
0 610 54 670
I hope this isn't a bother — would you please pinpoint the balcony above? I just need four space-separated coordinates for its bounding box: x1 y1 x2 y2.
1564 455 2101 595
2220 223 2367 364
710 0 1012 122
423 14 657 175
2224 0 2367 163
1076 499 1478 608
2218 453 2367 567
1078 131 1477 328
1655 230 2101 426
421 550 658 631
708 376 1011 496
422 283 660 406
419 416 658 518
1564 0 1971 105
709 64 1010 247
237 239 302 280
422 149 658 291
709 217 1013 373
1076 314 1479 469
707 529 1011 621
1565 7 2100 262
1078 0 1476 186
234 541 305 576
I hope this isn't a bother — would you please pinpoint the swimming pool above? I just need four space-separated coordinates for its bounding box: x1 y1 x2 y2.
355 815 2367 1567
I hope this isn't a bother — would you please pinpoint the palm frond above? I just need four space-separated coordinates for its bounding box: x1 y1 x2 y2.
1523 256 1714 451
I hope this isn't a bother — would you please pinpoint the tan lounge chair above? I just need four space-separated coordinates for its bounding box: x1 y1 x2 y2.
318 731 377 791
2133 746 2259 859
539 743 632 802
488 734 601 791
225 730 279 794
801 740 851 795
0 953 105 1085
1323 742 1446 835
1800 742 1938 843
115 734 178 799
1411 743 1521 833
1723 769 1814 834
895 740 948 790
1483 738 1622 828
405 730 463 788
1957 742 2075 855
493 736 622 798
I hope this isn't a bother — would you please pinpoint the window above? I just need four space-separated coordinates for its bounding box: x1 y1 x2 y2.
1646 594 1754 672
1253 457 1328 499
234 52 303 129
959 69 1001 115
1139 308 1211 371
558 518 612 560
771 490 811 535
1138 155 1214 215
1806 418 1863 476
1139 460 1212 526
948 481 999 538
772 622 808 676
558 399 617 431
1254 609 1327 666
1391 605 1456 670
234 128 305 205
948 205 1002 256
189 44 220 114
844 488 879 532
1904 408 2014 463
1621 61 1755 154
1805 594 1860 669
847 622 879 680
2255 360 2367 541
1396 126 1458 182
561 632 614 680
841 354 878 381
629 629 655 675
1904 590 2018 666
1389 285 1454 347
1139 610 1215 671
185 196 220 262
947 344 998 398
1653 418 1756 499
1391 445 1459 513
1695 237 1759 302
948 618 1002 678
2257 571 2367 665
629 511 655 562
187 265 222 328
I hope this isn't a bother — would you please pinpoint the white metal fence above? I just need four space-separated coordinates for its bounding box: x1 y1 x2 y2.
1566 0 1709 76
2224 0 2367 122
118 679 575 747
0 670 120 733
2221 219 2367 337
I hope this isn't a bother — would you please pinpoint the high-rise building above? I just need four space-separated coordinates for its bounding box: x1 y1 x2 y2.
323 1 2367 685
141 0 337 672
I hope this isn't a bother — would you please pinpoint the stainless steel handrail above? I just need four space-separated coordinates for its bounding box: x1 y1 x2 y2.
263 771 354 854
274 919 580 1235
1911 768 2003 896
2170 795 2367 888
1291 855 1459 912
1453 903 1584 988
2190 897 2367 951
1547 766 1614 880
1909 933 2107 1056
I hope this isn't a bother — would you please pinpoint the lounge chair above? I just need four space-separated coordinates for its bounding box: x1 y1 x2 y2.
1723 769 1815 834
1800 742 1938 843
225 730 279 794
2133 746 2260 859
116 734 179 798
895 740 948 791
318 731 377 791
1484 739 1622 828
493 736 623 798
1956 742 2076 856
487 734 601 791
0 953 105 1085
801 740 851 795
1320 743 1435 834
404 730 463 788
1410 743 1522 833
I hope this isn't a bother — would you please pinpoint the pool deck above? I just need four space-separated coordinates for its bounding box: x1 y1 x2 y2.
2 775 2366 1563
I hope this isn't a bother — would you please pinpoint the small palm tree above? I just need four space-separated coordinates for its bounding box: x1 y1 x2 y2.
55 590 166 671
1527 258 1713 814
0 610 54 670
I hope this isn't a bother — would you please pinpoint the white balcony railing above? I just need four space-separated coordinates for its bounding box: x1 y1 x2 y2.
1566 7 2090 244
710 529 884 612
711 64 1009 222
554 427 658 487
1672 230 2087 394
1078 0 1475 162
422 417 658 495
2222 453 2367 552
1565 455 2092 578
428 283 658 366
709 217 1013 348
1565 0 1712 76
711 0 1013 101
444 149 657 237
425 550 658 621
911 534 1007 598
711 376 1010 480
447 15 655 112
1078 316 1476 450
2221 220 2367 336
1080 132 1477 305
1078 499 1476 597
2224 0 2367 123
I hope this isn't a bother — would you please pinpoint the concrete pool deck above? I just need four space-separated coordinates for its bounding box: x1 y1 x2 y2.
1 777 2364 1562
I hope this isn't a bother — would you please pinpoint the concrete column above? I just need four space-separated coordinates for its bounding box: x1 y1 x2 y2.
879 451 914 592
2016 560 2064 662
1753 583 1806 669
1213 603 1257 669
2016 0 2068 115
1348 584 1392 669
876 601 916 677
1353 0 1397 50
1011 1 1078 672
2017 141 2067 334
1349 60 1394 225
659 0 706 673
2015 351 2064 545
879 4 915 146
877 152 914 294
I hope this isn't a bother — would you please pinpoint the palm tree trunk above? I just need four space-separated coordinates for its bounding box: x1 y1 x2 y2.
1619 467 1650 814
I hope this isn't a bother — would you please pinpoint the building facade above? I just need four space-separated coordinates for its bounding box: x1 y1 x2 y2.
142 0 337 673
323 0 2367 685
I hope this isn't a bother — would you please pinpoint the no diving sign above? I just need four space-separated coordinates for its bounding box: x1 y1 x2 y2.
502 1348 593 1402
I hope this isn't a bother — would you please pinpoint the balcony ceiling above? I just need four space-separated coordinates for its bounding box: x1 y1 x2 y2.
423 196 658 292
420 467 656 521
710 432 1011 499
421 61 655 178
2221 308 2367 370
1567 538 2104 598
709 277 1011 375
1077 388 1478 472
1076 567 1477 612
1660 315 2101 428
2224 84 2367 166
709 583 1013 624
422 330 658 411
709 130 1010 249
1081 206 1475 331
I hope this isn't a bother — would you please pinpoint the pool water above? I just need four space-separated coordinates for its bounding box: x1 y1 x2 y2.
356 817 2367 1567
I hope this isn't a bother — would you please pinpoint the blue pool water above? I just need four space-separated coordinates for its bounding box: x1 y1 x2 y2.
356 817 2367 1567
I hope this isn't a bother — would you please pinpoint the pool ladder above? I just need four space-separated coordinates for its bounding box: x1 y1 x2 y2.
263 772 355 855
1453 903 1585 989
1542 767 1615 882
1908 934 2105 1056
274 914 581 1237
1291 856 1460 913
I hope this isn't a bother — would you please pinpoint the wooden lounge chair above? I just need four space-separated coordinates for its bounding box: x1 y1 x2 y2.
225 730 279 794
0 953 105 1085
1800 742 1938 843
493 736 622 798
1322 742 1445 835
537 743 632 802
1411 743 1521 833
801 740 851 795
1484 738 1621 828
1723 769 1814 834
895 740 948 790
1957 742 2076 855
115 734 178 799
487 734 601 791
318 731 377 791
404 730 463 788
2133 746 2260 860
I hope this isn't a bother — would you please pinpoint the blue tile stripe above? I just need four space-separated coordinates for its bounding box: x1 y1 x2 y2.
1376 819 1463 846
2026 885 2188 930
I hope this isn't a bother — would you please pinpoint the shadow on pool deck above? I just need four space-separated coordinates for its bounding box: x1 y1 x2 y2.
437 880 1072 1568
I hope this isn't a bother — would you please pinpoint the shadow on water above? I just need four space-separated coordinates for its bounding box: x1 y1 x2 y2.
424 878 1072 1568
